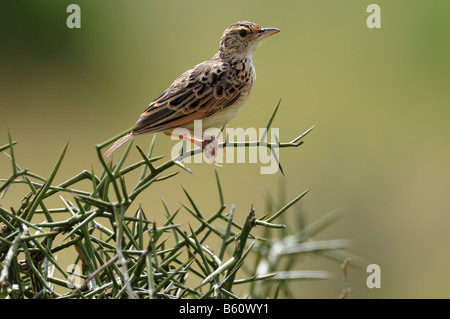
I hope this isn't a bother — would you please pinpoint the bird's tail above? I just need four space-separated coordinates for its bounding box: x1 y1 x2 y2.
104 133 133 157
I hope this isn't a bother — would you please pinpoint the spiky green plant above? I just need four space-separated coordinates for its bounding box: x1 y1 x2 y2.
0 103 365 299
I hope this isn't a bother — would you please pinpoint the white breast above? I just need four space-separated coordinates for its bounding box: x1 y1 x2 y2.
201 90 253 129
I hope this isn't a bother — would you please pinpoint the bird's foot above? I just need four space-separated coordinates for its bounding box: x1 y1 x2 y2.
166 131 221 166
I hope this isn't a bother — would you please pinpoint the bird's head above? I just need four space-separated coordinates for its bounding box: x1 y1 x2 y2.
217 21 280 59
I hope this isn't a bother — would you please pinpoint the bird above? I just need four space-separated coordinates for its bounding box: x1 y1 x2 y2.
104 21 280 159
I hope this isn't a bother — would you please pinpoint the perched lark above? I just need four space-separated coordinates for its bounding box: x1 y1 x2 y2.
105 21 280 157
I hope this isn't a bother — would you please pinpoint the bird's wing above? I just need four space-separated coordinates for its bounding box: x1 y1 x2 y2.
132 60 243 135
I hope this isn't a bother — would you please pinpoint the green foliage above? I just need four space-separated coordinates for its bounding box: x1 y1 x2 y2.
0 105 362 299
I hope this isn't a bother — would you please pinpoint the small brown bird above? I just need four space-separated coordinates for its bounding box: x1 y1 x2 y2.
105 21 279 157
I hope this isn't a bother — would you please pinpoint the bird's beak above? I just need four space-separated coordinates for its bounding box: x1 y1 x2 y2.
256 27 280 40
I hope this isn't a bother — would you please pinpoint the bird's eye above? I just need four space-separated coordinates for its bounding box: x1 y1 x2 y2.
239 30 248 37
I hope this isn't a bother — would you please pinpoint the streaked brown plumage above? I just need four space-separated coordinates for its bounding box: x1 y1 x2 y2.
105 21 279 156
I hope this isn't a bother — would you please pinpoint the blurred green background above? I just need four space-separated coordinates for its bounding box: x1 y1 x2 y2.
1 0 450 298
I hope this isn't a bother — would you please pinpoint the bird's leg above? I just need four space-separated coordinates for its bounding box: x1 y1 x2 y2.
165 131 204 148
165 131 220 165
187 130 222 157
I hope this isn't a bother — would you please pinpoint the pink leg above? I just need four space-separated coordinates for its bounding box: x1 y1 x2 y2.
165 131 221 165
